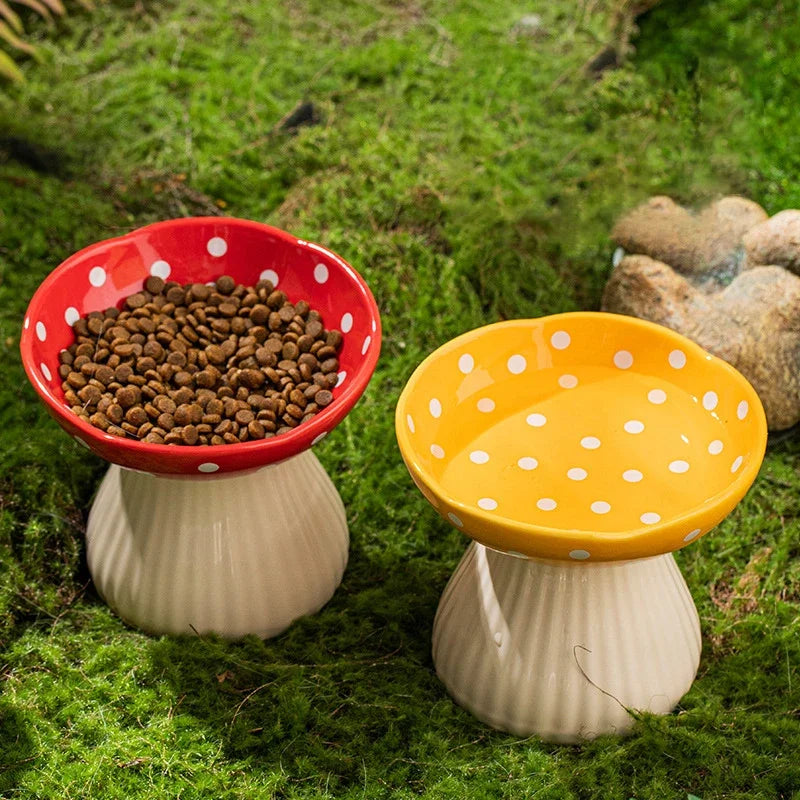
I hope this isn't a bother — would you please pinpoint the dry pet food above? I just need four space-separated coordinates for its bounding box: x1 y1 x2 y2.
58 275 343 445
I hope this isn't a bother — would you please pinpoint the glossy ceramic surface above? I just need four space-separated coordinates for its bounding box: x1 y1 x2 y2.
20 218 381 475
396 312 767 561
87 450 348 638
433 543 701 741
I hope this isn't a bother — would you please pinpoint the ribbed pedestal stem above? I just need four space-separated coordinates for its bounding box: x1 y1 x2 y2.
433 543 701 742
86 450 349 638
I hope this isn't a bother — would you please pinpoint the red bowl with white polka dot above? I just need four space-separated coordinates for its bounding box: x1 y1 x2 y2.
20 217 381 475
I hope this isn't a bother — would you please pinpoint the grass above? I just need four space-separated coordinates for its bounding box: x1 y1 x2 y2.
2 0 800 796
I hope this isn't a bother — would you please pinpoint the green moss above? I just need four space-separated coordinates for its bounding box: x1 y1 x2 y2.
1 0 800 796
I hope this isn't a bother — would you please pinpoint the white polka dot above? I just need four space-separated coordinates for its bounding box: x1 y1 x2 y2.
668 350 687 369
517 457 538 470
458 353 474 374
313 263 329 283
361 336 371 355
737 400 749 420
340 312 353 333
89 266 106 287
708 439 723 455
558 374 578 389
684 528 701 542
64 307 80 327
612 246 625 267
149 260 171 279
429 398 442 418
40 362 52 381
570 549 590 560
35 321 46 342
406 414 415 433
640 512 661 525
624 420 644 434
567 467 587 481
73 435 90 450
526 413 547 427
448 512 463 528
591 501 611 515
431 444 445 459
477 398 495 413
703 391 718 411
207 237 227 257
260 269 279 287
623 469 643 483
372 319 377 332
581 436 601 450
469 450 489 464
669 460 690 474
648 389 667 404
507 354 527 374
312 432 328 445
731 455 743 473
198 462 220 473
335 371 346 388
478 497 498 511
23 317 29 330
537 498 557 511
614 350 633 369
551 331 571 350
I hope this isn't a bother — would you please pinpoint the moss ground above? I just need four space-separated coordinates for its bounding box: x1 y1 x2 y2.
1 0 800 797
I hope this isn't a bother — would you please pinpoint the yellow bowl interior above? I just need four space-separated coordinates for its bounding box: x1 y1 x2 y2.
395 312 767 562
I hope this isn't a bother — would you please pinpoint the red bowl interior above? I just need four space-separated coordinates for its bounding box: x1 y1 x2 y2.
20 217 381 475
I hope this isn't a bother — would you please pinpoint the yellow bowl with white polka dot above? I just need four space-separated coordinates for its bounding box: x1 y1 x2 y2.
395 312 767 562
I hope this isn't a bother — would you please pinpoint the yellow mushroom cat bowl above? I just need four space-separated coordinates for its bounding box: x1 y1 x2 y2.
396 312 767 563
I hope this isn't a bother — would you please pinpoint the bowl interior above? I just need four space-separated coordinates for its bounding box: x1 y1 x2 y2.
396 313 767 561
21 218 380 475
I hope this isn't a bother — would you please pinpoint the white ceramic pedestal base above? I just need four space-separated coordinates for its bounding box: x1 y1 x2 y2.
86 449 349 638
433 543 701 742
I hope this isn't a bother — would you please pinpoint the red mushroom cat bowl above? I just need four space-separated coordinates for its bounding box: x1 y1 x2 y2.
18 218 381 640
20 217 381 476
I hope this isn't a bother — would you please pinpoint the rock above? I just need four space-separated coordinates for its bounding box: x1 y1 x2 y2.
603 255 800 430
743 210 800 274
611 195 767 281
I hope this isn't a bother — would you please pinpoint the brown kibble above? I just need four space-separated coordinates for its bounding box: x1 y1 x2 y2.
95 365 115 385
181 424 199 445
66 371 87 389
166 286 186 305
320 358 339 374
116 385 140 409
282 341 300 361
326 330 344 350
250 305 269 325
126 293 147 309
247 420 266 439
315 389 334 407
67 277 337 443
106 403 124 424
174 371 193 387
171 386 195 405
305 319 323 338
266 290 286 309
145 275 165 294
126 406 148 426
235 408 255 425
216 275 236 295
143 340 165 360
239 369 265 389
157 412 176 430
205 344 226 365
286 403 304 420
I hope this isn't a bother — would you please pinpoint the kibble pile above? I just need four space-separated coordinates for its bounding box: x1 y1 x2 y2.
58 275 342 445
